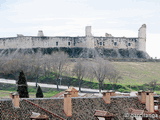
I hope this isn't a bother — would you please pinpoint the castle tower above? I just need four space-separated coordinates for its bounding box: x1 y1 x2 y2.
38 30 44 37
85 26 94 48
137 24 146 52
85 26 92 37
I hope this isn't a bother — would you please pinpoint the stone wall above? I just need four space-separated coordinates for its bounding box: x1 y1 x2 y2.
0 24 147 53
0 36 138 50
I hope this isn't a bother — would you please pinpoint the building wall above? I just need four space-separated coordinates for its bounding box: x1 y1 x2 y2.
0 24 146 52
94 37 138 49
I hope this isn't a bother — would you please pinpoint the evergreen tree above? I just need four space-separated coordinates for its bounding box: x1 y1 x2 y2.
17 71 29 98
36 85 44 98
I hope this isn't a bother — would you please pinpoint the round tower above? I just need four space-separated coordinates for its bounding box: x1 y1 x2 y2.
37 30 44 37
85 26 94 48
137 24 146 52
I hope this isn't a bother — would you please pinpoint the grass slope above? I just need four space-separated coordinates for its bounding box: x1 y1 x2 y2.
113 62 160 85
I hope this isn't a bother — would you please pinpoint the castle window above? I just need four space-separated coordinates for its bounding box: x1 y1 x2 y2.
103 42 105 46
56 42 58 46
114 42 117 46
128 43 131 46
99 42 102 46
68 42 71 46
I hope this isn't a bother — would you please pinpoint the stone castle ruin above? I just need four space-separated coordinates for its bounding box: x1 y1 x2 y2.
0 24 149 59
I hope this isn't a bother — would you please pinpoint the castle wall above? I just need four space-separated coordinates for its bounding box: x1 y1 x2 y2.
31 37 87 48
0 36 32 49
0 24 146 52
94 37 138 49
0 36 88 49
0 36 139 50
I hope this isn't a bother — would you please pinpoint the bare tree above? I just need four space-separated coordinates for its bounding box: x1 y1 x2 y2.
32 51 44 87
51 52 69 90
72 59 87 92
64 67 74 88
41 54 53 77
106 69 122 90
89 58 112 93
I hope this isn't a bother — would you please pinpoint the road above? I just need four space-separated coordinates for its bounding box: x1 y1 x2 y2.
0 78 99 93
0 78 137 96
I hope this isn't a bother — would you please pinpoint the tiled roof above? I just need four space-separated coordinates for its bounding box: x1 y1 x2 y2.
51 91 65 98
0 96 147 120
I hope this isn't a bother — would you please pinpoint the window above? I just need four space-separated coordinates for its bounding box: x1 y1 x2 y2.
68 42 71 46
56 42 58 46
128 43 131 46
99 42 102 46
114 42 117 46
103 42 105 46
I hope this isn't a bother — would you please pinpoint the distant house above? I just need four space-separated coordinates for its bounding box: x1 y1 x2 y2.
1 88 160 120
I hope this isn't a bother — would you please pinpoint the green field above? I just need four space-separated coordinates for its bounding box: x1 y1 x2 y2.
0 90 61 99
113 62 160 85
0 84 62 99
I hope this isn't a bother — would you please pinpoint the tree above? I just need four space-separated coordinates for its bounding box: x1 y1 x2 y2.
36 85 44 98
51 52 68 91
72 59 87 92
148 80 157 91
106 69 122 90
89 58 112 93
17 71 29 98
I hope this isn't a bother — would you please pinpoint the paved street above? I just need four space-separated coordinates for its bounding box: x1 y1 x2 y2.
0 78 137 96
0 78 99 93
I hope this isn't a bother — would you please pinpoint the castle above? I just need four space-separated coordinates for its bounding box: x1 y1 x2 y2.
0 24 146 52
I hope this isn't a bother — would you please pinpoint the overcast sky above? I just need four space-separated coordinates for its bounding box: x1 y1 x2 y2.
0 0 159 58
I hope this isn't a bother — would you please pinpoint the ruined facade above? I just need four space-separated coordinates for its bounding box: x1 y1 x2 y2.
0 24 146 52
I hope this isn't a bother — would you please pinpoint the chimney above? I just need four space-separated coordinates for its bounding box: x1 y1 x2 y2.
38 30 44 37
138 91 146 104
65 87 79 97
10 92 20 108
64 92 72 116
146 91 154 113
9 92 13 99
102 91 113 104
